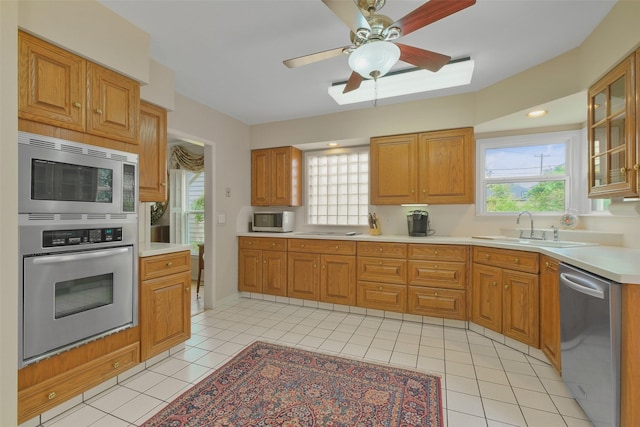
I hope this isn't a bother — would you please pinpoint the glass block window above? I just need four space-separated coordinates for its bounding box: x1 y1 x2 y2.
306 147 369 225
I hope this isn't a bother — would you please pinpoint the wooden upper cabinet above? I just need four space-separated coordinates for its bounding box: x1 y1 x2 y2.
139 101 168 202
370 127 474 205
18 31 140 145
588 52 637 198
251 147 302 206
18 30 86 131
418 128 474 204
370 134 419 204
87 63 139 144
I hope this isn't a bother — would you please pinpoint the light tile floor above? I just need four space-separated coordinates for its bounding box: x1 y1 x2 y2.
36 296 594 427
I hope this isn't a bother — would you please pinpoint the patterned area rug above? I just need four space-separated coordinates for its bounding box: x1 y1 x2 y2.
142 341 443 427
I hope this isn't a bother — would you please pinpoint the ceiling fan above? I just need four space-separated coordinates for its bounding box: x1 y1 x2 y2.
283 0 476 93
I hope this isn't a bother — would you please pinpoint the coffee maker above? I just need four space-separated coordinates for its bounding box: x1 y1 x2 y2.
407 210 430 236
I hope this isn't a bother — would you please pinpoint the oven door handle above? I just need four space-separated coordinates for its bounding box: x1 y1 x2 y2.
32 247 130 265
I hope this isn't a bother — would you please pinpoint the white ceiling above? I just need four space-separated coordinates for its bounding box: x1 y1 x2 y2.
98 0 616 127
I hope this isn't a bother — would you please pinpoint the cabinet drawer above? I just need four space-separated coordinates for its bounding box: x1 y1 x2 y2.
357 257 407 284
288 239 356 255
140 251 191 281
357 242 407 258
408 286 466 320
408 260 466 289
357 281 407 312
239 236 287 251
18 343 139 424
408 244 468 261
472 247 539 273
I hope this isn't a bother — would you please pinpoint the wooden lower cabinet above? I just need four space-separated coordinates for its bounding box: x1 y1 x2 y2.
356 242 408 312
287 239 356 303
140 251 191 361
18 343 139 424
238 237 288 296
407 244 468 320
471 247 540 347
539 256 561 373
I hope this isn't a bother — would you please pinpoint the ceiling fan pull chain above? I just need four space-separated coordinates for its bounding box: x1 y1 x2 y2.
373 74 378 107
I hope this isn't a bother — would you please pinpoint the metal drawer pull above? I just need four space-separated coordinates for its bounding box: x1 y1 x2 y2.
434 250 439 255
95 108 103 114
73 102 81 108
166 261 173 267
113 361 120 369
504 284 509 289
378 286 383 291
185 287 190 293
514 258 520 264
434 292 439 296
491 281 497 287
48 392 56 400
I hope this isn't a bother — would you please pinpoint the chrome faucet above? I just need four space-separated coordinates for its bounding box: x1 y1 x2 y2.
550 225 559 241
516 210 535 239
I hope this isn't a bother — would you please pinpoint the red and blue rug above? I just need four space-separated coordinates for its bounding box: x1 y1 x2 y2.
142 341 443 426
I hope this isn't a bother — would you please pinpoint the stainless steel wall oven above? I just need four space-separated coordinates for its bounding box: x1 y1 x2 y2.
18 132 138 368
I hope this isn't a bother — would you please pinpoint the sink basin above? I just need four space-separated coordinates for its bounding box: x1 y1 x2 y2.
471 236 597 248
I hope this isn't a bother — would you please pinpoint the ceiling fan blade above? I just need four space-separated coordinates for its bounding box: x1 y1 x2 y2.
397 43 451 72
283 46 350 68
343 72 363 93
322 0 371 35
392 0 475 38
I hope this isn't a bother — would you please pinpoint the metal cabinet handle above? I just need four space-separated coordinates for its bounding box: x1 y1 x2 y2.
634 164 640 171
504 284 509 289
73 102 81 108
185 287 190 293
161 182 167 186
301 244 305 248
48 392 56 400
379 247 383 252
514 258 520 264
166 261 173 267
434 250 439 255
434 292 439 296
378 286 383 291
113 361 120 369
95 108 103 114
491 281 497 287
313 264 317 268
486 254 491 259
434 264 438 269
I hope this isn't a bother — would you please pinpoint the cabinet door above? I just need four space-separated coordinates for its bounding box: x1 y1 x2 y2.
139 102 167 202
370 134 418 204
540 256 561 372
18 31 86 131
588 53 636 198
271 147 302 206
471 263 502 333
140 271 191 360
320 254 356 305
251 149 271 206
263 251 288 297
86 62 139 144
287 252 320 300
502 270 539 347
418 128 475 204
238 249 263 293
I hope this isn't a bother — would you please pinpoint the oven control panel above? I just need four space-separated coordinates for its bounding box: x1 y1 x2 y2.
42 227 123 247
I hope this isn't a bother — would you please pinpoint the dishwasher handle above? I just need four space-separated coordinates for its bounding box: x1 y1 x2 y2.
560 272 605 299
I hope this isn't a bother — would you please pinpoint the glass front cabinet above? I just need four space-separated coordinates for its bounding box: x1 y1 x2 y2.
588 52 638 198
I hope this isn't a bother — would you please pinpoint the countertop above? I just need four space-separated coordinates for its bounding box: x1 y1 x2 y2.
139 242 191 258
237 231 640 284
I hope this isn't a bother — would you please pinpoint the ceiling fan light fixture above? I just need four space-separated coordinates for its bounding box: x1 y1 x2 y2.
348 41 400 79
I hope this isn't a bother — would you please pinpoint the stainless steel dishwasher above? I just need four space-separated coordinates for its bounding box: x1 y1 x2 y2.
559 263 621 427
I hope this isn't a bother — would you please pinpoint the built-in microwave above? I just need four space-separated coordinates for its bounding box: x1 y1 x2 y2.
18 131 137 215
252 211 295 232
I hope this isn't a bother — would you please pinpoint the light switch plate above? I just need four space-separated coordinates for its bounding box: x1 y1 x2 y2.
217 213 226 224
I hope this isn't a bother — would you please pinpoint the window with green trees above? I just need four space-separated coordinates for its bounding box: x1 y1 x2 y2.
477 131 585 214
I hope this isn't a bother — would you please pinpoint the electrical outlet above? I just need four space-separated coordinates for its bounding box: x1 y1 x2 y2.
225 187 231 197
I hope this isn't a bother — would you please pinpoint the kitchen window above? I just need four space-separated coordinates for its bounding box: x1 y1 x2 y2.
476 130 588 215
305 147 369 226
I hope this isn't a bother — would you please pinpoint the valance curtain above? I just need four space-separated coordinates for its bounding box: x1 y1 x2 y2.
169 145 204 172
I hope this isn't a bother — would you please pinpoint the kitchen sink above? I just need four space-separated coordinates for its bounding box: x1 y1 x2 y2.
471 236 598 248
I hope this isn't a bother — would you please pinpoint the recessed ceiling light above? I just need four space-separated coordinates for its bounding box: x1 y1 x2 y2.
527 110 548 118
328 58 474 105
327 142 340 147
